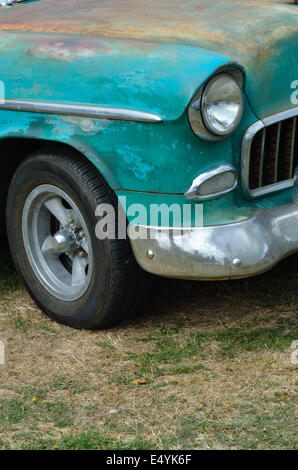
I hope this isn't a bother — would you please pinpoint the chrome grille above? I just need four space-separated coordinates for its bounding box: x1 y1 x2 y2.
242 109 298 198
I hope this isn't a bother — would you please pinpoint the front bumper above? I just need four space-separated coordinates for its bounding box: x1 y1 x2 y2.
128 202 298 280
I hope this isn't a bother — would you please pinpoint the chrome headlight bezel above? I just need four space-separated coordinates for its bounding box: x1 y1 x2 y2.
188 68 244 142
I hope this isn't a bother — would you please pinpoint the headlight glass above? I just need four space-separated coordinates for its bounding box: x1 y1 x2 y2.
201 73 244 136
188 71 244 140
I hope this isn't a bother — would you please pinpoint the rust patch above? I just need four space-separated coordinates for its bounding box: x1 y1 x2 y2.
0 0 296 53
254 45 272 70
0 0 296 82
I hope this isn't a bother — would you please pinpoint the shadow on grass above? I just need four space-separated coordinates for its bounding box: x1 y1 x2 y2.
137 250 298 326
0 236 21 293
1 235 298 327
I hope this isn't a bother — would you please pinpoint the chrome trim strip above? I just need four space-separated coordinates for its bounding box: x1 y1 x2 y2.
262 107 298 126
0 99 162 123
259 128 266 186
242 107 298 199
128 202 298 280
274 122 281 183
290 116 297 178
241 120 264 197
184 164 237 201
245 179 294 199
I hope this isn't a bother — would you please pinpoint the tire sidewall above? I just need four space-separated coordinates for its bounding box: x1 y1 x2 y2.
6 153 113 328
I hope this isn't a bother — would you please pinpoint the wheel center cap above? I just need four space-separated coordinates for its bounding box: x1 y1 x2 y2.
53 229 77 254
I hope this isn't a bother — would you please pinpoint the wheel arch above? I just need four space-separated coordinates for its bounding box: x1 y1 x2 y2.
0 136 117 235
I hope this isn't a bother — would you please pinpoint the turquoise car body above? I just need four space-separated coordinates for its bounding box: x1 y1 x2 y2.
0 0 297 279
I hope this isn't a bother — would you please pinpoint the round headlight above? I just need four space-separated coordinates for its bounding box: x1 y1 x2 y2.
188 71 244 140
201 73 244 136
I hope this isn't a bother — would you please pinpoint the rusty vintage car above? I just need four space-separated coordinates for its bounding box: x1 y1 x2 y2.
0 0 297 329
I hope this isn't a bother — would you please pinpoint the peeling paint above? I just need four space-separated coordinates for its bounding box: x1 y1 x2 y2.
117 145 154 181
28 43 97 61
59 116 110 134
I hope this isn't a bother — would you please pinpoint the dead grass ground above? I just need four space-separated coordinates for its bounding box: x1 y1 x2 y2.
0 239 297 450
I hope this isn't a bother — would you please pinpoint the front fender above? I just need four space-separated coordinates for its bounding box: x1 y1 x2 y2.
0 90 258 195
0 31 239 121
0 31 256 197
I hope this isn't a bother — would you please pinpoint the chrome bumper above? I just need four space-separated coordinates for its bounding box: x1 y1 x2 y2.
128 203 298 280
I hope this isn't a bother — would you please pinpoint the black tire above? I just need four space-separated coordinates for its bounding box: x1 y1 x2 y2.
6 147 149 329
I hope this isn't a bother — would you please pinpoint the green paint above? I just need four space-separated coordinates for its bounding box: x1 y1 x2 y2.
0 2 297 228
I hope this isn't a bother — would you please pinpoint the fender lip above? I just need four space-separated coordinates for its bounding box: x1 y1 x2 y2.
128 202 298 280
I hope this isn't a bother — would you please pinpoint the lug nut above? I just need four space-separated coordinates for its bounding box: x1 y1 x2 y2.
232 258 242 268
146 249 154 260
79 230 85 239
67 216 75 225
78 250 87 258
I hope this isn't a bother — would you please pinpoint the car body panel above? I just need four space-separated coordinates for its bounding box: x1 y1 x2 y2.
0 0 297 229
0 94 256 196
0 31 238 122
0 0 297 118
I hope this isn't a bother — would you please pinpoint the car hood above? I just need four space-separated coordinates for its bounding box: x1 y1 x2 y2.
0 0 297 119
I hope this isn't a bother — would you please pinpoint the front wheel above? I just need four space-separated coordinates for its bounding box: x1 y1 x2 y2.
6 148 147 329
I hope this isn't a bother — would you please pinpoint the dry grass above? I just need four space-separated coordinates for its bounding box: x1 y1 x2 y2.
0 239 297 450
